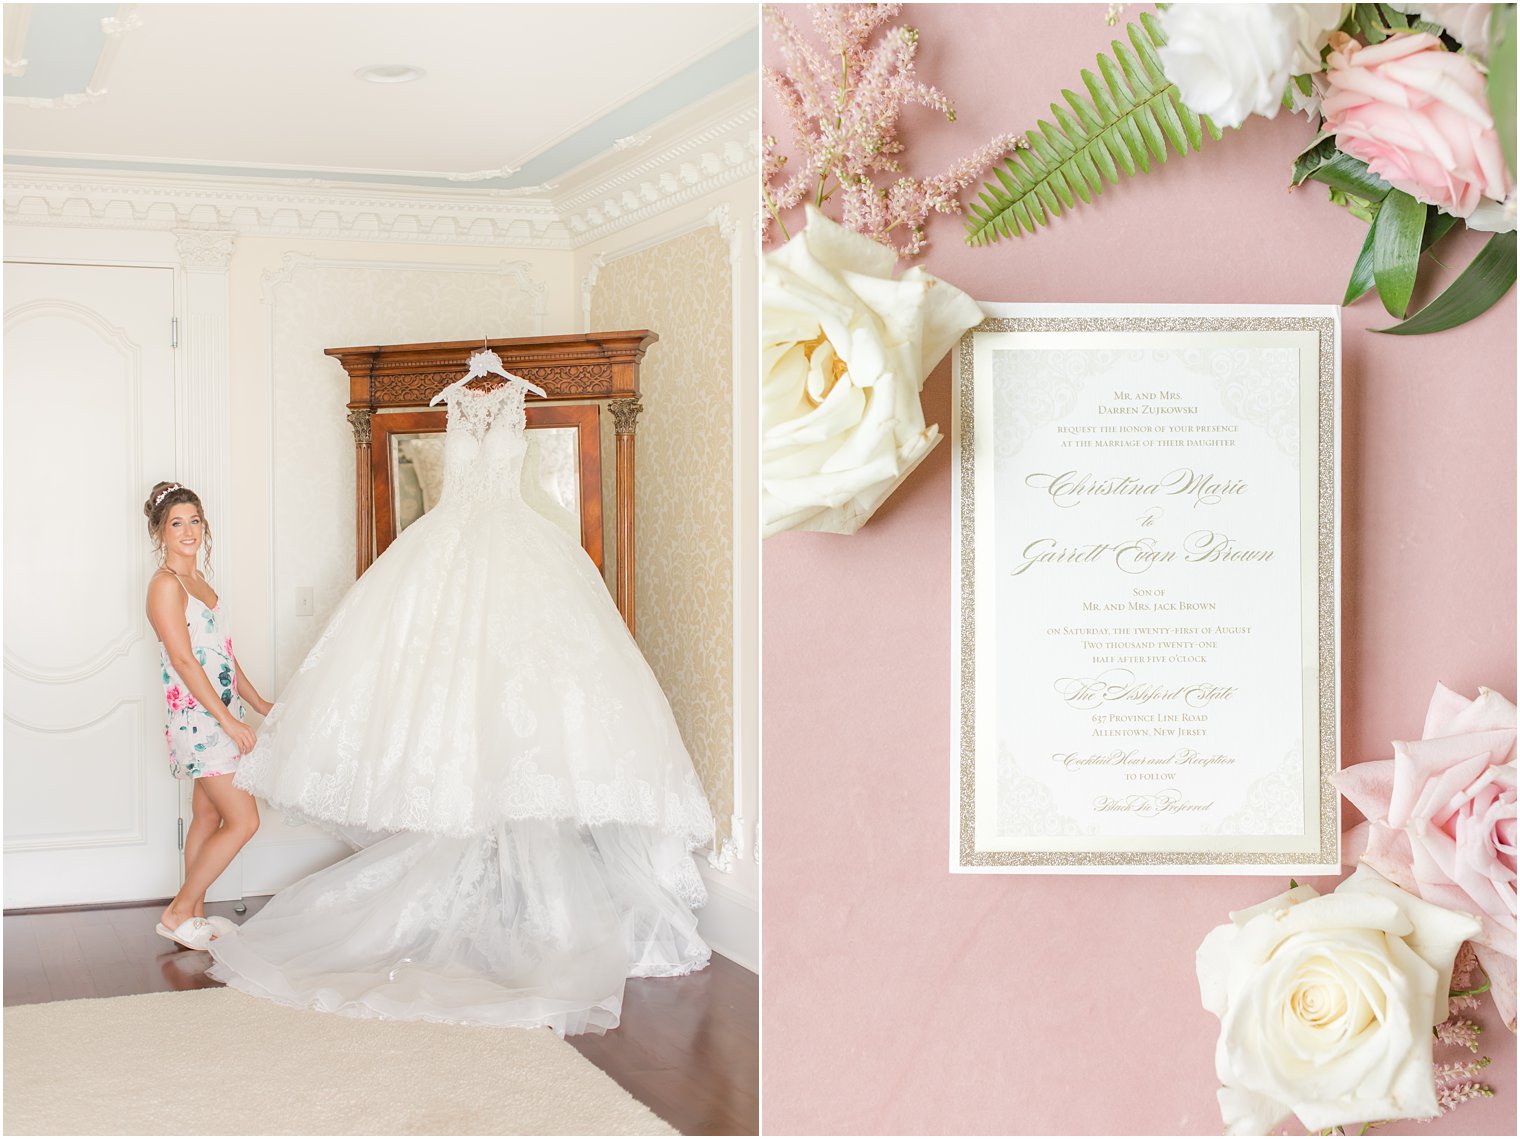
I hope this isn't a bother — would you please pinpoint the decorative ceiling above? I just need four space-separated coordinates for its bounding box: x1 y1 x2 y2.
3 3 758 191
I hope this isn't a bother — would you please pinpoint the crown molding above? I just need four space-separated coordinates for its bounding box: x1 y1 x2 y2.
3 170 573 247
554 80 757 245
4 82 757 249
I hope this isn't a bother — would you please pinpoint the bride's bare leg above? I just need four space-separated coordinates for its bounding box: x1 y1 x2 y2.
159 775 259 934
183 779 222 919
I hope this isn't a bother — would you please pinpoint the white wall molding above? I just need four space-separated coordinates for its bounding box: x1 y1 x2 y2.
3 4 30 77
557 92 757 245
3 4 141 111
577 253 608 333
175 230 236 618
172 228 236 272
5 172 572 247
4 84 757 250
696 864 759 974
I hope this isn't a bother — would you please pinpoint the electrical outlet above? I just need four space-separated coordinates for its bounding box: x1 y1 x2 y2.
295 586 314 616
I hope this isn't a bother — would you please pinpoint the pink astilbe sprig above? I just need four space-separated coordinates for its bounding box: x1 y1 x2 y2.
1422 942 1497 1117
763 3 1021 258
1434 1016 1484 1052
1428 1053 1496 1118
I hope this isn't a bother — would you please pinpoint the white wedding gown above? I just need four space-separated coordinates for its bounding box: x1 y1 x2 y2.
207 376 714 1035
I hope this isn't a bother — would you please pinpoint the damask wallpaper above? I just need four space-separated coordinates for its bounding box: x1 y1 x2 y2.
589 228 735 840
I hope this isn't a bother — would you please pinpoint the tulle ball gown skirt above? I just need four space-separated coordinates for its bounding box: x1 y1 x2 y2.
208 492 715 1034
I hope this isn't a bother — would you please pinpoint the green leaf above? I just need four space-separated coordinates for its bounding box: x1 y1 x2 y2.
1421 209 1459 252
1375 231 1517 335
1351 4 1389 43
1343 214 1380 306
1291 136 1395 202
1491 3 1517 178
966 12 1219 245
1371 189 1426 317
1345 209 1459 306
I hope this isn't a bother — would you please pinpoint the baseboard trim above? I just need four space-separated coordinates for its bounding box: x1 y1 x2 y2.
695 872 758 973
4 897 173 916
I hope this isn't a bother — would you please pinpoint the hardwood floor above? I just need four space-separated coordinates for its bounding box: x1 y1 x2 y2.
3 899 758 1136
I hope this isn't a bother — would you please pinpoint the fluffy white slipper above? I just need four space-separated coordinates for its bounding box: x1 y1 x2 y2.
155 917 217 950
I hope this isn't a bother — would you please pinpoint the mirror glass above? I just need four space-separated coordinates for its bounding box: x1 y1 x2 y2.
389 426 582 543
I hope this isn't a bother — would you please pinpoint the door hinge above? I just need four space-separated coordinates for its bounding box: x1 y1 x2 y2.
177 817 185 851
171 318 179 348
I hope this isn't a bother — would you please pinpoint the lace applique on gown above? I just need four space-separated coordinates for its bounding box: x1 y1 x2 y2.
208 377 714 1035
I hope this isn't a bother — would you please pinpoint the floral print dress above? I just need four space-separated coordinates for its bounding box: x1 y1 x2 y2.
159 575 246 780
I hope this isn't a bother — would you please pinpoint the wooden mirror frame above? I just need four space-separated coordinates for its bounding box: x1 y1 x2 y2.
326 330 657 633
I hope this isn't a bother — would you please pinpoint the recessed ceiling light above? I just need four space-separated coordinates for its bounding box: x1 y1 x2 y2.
355 64 425 85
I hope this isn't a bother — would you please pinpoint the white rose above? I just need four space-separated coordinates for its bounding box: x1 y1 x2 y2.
1196 865 1482 1135
1158 3 1349 129
762 205 983 537
1386 3 1494 57
1468 190 1518 232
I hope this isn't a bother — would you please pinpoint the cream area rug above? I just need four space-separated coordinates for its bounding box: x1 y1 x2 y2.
4 988 678 1136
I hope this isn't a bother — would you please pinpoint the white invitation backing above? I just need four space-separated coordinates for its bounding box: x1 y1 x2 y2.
951 305 1340 874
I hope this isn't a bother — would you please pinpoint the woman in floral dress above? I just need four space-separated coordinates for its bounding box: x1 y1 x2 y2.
143 482 271 950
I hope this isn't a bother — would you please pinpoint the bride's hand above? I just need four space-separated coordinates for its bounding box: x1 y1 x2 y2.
225 720 258 755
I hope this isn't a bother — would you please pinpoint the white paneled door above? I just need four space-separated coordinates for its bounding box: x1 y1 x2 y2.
4 261 182 907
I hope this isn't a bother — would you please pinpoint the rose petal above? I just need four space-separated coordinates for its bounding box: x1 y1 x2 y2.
1335 758 1396 822
1339 864 1483 1023
1363 821 1420 893
1218 1083 1293 1136
1473 941 1518 1032
1424 680 1477 738
1387 730 1514 826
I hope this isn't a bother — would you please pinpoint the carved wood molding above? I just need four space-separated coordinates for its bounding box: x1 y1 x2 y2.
326 330 654 410
333 330 655 632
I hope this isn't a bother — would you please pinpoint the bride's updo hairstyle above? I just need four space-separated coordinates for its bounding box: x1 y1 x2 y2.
144 481 214 577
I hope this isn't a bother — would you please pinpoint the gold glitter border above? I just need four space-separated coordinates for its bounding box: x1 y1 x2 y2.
955 316 1339 869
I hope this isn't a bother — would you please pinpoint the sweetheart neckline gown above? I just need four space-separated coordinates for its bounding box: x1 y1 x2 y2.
206 378 714 1035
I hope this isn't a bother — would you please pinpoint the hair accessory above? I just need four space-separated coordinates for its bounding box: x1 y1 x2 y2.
154 484 183 508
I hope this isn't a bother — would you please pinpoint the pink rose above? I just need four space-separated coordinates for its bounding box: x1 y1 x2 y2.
165 684 185 712
1337 683 1518 1031
1322 32 1512 219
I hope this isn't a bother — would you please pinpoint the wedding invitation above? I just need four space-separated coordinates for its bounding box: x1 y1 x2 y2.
951 306 1340 873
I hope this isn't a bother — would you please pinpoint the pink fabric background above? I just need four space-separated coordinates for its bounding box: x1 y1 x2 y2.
760 5 1517 1135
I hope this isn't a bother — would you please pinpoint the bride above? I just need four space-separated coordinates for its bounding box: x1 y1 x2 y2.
207 349 714 1035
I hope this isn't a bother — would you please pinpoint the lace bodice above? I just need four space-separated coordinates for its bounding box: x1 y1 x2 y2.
440 379 530 506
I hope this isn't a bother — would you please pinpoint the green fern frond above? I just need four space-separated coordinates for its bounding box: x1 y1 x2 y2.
965 11 1221 246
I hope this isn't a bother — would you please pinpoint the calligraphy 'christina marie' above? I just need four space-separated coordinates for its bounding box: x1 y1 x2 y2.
1024 468 1249 509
